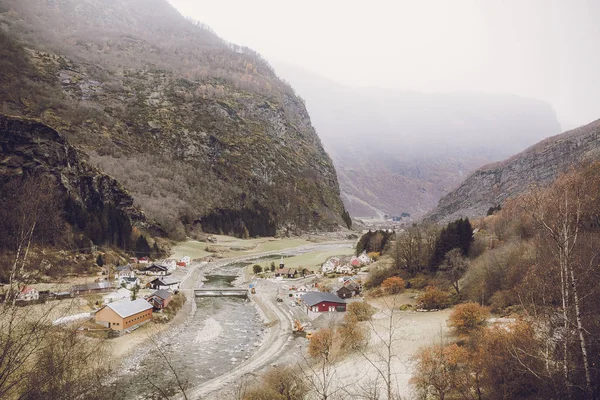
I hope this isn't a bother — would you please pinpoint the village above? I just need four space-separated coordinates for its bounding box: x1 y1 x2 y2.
8 237 373 345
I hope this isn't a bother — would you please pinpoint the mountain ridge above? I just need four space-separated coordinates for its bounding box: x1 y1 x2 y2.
0 0 349 238
425 118 600 223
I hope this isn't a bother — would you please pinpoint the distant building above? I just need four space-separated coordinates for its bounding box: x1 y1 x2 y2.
274 267 298 279
146 289 173 310
357 252 372 265
336 282 361 299
142 263 170 276
71 282 114 295
115 265 135 280
301 292 346 313
118 276 140 290
17 286 39 301
149 277 180 290
335 265 353 275
178 256 191 266
95 298 153 332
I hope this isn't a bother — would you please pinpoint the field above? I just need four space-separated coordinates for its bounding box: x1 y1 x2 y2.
169 236 315 260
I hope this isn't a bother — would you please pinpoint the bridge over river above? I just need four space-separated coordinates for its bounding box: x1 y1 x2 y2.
194 288 249 298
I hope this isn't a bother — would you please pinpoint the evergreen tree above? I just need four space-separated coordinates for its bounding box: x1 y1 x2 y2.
429 218 474 270
96 254 104 267
135 235 151 257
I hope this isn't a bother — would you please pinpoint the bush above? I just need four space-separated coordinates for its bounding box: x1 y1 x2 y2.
417 286 451 310
366 265 395 288
448 303 490 335
407 275 430 290
347 302 376 322
338 316 367 352
252 264 263 274
381 276 405 294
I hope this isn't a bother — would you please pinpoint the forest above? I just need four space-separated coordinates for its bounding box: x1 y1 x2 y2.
366 163 600 399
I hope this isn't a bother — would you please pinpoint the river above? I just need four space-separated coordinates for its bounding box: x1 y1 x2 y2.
105 264 265 400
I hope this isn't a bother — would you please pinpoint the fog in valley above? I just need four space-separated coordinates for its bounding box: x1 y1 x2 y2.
170 0 600 218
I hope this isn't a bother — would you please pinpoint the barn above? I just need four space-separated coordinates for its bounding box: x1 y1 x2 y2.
95 298 153 332
301 292 346 313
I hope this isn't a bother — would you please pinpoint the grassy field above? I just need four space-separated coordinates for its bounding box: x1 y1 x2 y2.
247 247 355 275
169 236 314 260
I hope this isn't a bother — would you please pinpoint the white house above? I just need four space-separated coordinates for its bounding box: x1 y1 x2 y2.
336 265 354 275
118 276 140 290
179 256 191 266
17 286 39 301
161 259 177 273
114 265 135 280
322 263 335 274
142 263 170 276
149 277 180 290
358 252 372 265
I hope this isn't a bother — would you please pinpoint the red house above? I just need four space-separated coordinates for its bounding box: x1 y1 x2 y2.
301 292 346 313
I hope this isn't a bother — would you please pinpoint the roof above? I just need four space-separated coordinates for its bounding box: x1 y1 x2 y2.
105 298 153 318
150 277 180 285
278 267 297 274
71 281 113 292
144 263 168 271
150 289 172 300
302 291 346 306
21 286 36 294
345 282 360 290
116 265 132 271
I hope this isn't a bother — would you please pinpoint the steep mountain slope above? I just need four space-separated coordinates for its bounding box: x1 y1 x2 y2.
426 119 600 223
0 0 348 238
273 63 561 218
0 113 158 251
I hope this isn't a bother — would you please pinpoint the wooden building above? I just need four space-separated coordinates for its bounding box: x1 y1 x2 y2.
336 282 360 299
95 298 153 332
146 289 173 310
301 292 346 313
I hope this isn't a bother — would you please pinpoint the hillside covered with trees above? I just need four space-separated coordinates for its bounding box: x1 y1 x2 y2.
359 162 600 399
0 0 349 239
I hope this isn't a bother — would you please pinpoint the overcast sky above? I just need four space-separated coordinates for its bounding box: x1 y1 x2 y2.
168 0 600 129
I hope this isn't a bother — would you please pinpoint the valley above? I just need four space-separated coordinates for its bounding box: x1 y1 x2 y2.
1 0 600 399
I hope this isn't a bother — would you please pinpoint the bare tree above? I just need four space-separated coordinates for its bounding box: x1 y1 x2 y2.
522 168 597 398
357 295 406 400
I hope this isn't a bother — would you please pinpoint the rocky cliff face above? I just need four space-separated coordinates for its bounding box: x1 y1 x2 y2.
0 114 155 233
0 0 348 237
426 119 600 223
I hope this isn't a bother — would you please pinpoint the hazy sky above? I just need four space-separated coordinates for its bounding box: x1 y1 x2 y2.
168 0 600 129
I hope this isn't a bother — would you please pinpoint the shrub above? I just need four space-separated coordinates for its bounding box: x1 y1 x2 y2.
338 316 366 352
417 286 451 310
252 264 262 274
407 275 430 290
448 303 490 335
381 276 405 294
347 302 376 322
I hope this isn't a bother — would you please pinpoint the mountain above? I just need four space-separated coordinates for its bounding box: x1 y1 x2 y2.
426 119 600 223
273 63 562 219
0 0 349 238
0 114 159 252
